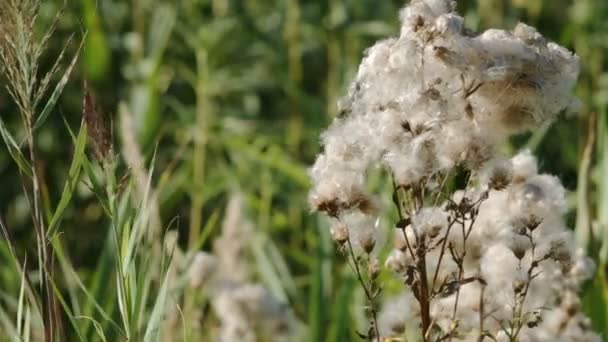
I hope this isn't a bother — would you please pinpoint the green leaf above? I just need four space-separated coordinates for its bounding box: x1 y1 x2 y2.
48 279 86 341
309 218 333 342
194 209 220 250
582 266 608 337
46 122 87 238
327 271 357 342
0 117 33 177
0 306 20 341
82 0 110 82
143 263 172 342
598 107 608 263
74 316 107 342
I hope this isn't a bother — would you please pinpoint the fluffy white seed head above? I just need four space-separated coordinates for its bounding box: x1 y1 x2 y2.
309 0 594 340
309 0 578 216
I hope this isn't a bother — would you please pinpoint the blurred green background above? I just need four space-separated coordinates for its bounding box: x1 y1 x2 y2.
0 0 607 340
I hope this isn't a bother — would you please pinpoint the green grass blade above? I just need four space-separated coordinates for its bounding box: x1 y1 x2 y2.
598 107 608 263
48 275 86 341
16 260 26 336
309 216 334 342
327 271 356 342
0 306 20 341
0 117 32 178
575 112 596 250
46 122 87 238
143 263 172 342
74 316 107 342
582 266 608 337
194 209 219 250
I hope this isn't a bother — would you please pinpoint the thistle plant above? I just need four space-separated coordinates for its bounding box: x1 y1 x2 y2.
309 0 598 341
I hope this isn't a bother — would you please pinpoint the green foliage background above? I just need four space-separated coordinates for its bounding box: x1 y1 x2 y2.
0 0 607 340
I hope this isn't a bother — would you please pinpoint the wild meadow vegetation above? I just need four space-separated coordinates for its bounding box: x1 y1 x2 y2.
0 0 607 341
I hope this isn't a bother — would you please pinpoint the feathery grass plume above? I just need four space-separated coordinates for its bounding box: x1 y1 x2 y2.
0 1 80 340
309 0 596 341
0 0 72 126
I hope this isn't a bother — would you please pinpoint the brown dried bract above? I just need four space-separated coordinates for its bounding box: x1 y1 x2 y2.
83 81 112 163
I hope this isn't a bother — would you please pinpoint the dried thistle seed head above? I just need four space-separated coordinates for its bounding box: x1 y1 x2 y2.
500 104 537 131
549 238 571 263
482 158 513 190
390 321 406 334
385 250 408 273
562 292 581 317
357 197 378 215
522 182 544 202
314 198 341 217
526 311 542 328
368 255 380 279
309 0 596 339
488 167 513 190
513 279 525 294
508 236 530 260
360 234 376 254
511 150 538 182
412 207 448 238
525 215 542 231
309 190 375 218
427 224 442 238
330 221 349 245
394 230 408 251
511 218 528 235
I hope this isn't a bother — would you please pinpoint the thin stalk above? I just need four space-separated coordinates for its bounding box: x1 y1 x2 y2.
186 47 212 337
284 0 303 152
345 238 379 340
188 48 210 250
417 242 431 342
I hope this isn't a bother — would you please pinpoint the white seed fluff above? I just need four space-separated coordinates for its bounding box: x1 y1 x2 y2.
310 0 597 340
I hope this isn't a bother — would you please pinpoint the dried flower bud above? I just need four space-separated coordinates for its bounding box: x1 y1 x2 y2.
564 297 580 317
386 250 408 274
523 182 544 202
549 239 571 263
511 248 526 261
360 234 376 254
428 224 442 238
513 279 525 294
315 198 341 217
525 215 542 231
526 311 542 328
508 238 529 260
390 321 406 334
330 221 349 245
482 158 513 190
394 230 408 251
368 256 380 279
